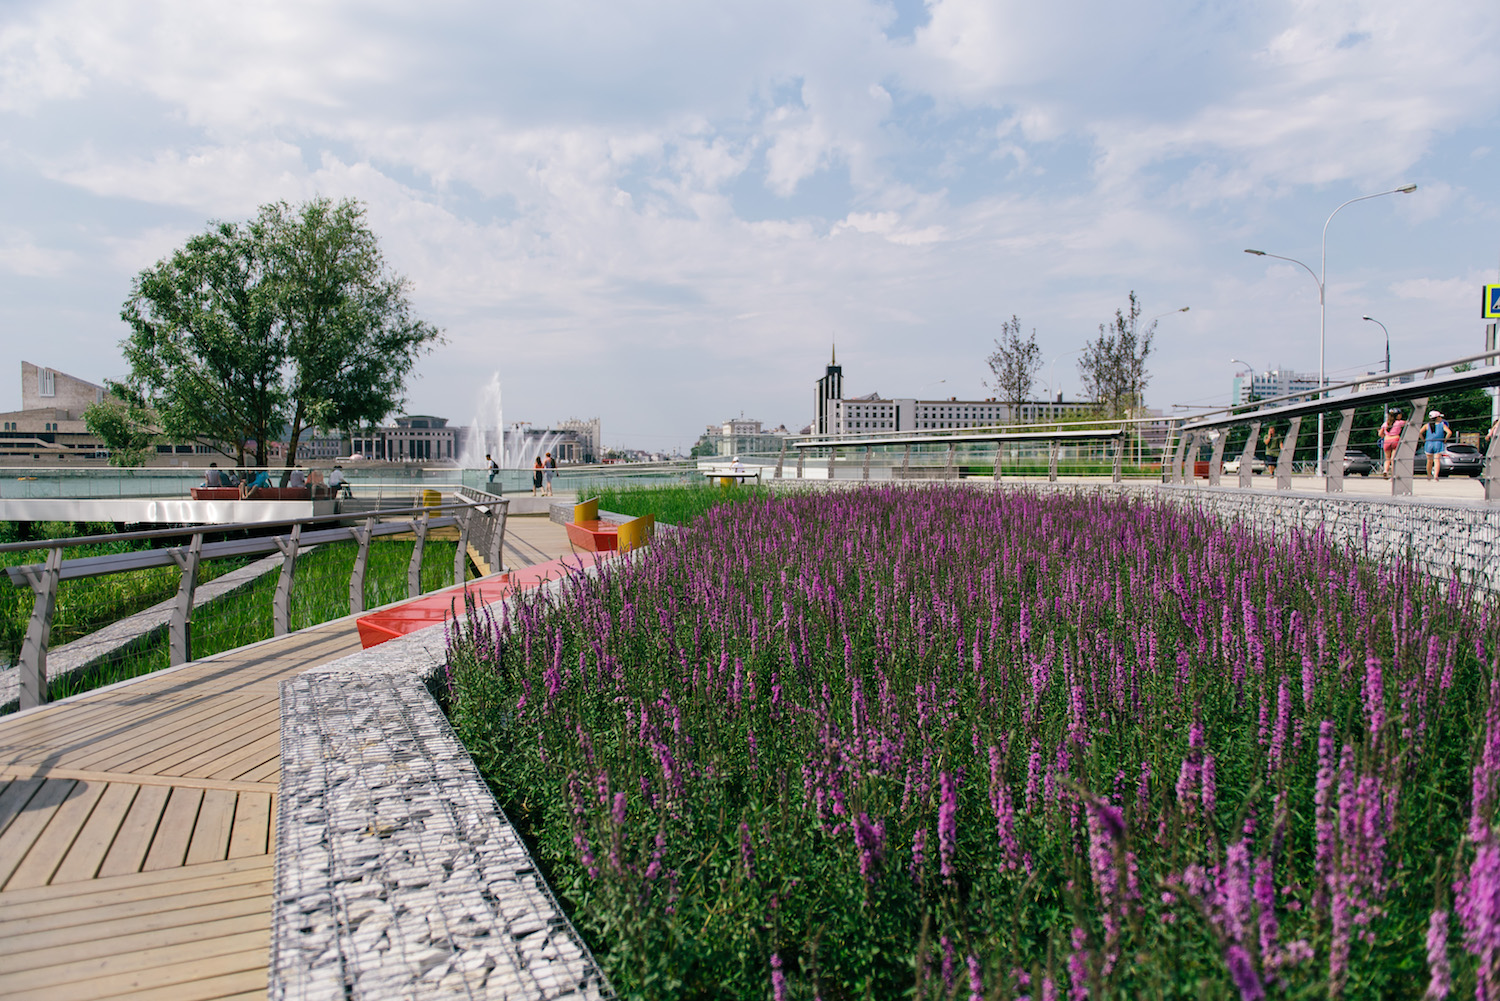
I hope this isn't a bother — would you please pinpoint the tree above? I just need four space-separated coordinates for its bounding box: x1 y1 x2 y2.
82 381 158 467
985 315 1042 421
119 198 443 467
1077 292 1155 420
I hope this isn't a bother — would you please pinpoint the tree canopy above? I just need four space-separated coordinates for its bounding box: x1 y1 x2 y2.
1077 292 1155 420
119 198 443 466
985 315 1042 421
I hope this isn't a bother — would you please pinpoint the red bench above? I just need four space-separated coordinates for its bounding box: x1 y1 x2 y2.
189 486 313 500
564 519 619 552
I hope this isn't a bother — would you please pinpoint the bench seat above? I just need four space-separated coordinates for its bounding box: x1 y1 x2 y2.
564 519 619 552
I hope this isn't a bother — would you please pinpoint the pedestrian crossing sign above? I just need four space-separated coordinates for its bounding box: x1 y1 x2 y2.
1486 284 1500 319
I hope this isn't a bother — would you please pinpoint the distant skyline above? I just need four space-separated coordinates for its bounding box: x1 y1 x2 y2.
2 0 1497 454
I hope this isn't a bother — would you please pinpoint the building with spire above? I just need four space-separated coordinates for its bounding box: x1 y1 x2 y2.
813 345 843 435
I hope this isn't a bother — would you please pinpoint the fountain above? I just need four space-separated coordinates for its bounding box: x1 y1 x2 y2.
458 373 503 469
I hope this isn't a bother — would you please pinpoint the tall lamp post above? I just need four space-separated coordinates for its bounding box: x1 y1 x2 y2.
1245 182 1417 476
1363 315 1391 422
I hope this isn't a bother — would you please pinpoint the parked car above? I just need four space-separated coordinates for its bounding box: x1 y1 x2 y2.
1414 443 1485 477
1325 448 1375 477
1222 454 1267 475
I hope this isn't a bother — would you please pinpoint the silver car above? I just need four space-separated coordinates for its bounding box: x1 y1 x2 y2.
1415 443 1485 477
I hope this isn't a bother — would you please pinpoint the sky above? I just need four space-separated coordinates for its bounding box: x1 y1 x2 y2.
1 0 1497 454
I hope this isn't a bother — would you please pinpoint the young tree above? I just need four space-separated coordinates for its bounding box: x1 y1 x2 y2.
118 198 443 468
82 381 158 467
985 315 1042 421
1077 292 1155 420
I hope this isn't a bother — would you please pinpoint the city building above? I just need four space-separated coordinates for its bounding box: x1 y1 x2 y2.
1231 367 1321 407
813 348 843 436
349 416 459 462
0 363 114 463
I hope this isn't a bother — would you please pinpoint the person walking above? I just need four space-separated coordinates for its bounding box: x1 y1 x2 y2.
1419 409 1451 481
543 451 556 497
486 453 498 485
532 456 544 496
1380 409 1406 477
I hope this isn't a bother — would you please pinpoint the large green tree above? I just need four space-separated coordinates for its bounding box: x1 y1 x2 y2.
1077 291 1155 420
119 198 443 467
984 315 1042 422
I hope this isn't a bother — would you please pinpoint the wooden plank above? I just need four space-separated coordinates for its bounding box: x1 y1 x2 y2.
226 792 271 859
2 888 267 955
0 694 245 754
0 776 43 836
94 968 267 1001
185 789 237 866
2 910 270 974
150 717 280 777
193 730 283 782
0 864 269 923
0 767 276 797
97 783 170 878
236 753 282 785
142 786 204 871
51 783 140 884
5 780 107 890
64 697 263 772
21 698 255 775
0 778 76 887
0 927 268 997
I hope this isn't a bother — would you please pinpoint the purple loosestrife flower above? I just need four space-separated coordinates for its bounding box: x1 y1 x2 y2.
967 954 983 1001
1202 754 1217 820
770 952 787 1001
1458 839 1500 998
740 821 755 882
1314 721 1336 910
1364 655 1386 744
854 812 885 885
1224 944 1265 1001
1067 926 1090 1001
1426 909 1451 1000
939 771 959 881
910 827 927 883
942 936 956 994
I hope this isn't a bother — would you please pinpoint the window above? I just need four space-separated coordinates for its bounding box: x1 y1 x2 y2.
38 370 55 397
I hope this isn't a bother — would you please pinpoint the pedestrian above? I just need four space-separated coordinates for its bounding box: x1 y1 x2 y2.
532 456 544 496
1419 409 1451 481
543 451 556 497
486 453 498 485
1380 409 1406 477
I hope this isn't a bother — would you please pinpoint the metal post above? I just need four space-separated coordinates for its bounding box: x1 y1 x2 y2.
407 511 429 599
862 446 871 481
1485 423 1500 503
796 448 805 479
350 516 376 614
273 523 302 637
993 442 1004 482
774 439 786 479
17 547 63 710
830 446 839 480
455 509 473 582
1170 430 1191 484
1393 396 1427 496
1238 422 1261 489
489 498 509 574
169 533 203 666
1111 437 1122 484
1275 417 1301 491
1326 408 1355 494
1208 431 1227 486
945 444 955 480
902 444 911 479
1047 440 1059 482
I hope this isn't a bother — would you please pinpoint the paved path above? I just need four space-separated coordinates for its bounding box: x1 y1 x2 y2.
0 517 575 1001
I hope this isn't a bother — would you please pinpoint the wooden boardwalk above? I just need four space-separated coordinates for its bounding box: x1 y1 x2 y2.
0 515 573 1001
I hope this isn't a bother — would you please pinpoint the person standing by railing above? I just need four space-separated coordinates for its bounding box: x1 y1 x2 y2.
543 451 556 497
532 456 544 496
1380 410 1405 478
1420 410 1451 482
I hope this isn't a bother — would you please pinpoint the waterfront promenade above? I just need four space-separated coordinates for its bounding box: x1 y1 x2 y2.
0 516 575 1001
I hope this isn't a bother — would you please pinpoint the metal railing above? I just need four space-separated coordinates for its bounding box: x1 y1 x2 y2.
4 489 509 710
1166 350 1500 499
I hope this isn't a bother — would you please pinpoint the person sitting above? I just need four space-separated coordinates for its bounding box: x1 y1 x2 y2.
239 469 273 499
287 466 308 490
730 455 746 474
203 463 224 488
328 464 352 498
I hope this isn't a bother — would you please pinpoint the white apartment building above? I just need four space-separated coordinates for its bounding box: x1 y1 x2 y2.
1231 368 1321 407
830 394 1096 434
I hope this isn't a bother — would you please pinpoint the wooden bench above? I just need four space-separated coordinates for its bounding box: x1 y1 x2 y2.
189 486 314 501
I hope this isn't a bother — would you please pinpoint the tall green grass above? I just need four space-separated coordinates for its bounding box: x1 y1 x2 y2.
592 482 775 526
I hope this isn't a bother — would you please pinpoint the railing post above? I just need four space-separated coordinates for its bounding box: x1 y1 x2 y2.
407 511 429 598
796 448 805 479
1326 408 1355 494
993 442 1003 482
17 546 63 709
1208 430 1228 486
1393 396 1427 496
1238 422 1260 489
831 446 839 480
774 440 786 479
349 516 376 615
945 444 955 480
489 498 509 574
169 533 203 666
862 446 871 481
1170 430 1190 484
1047 440 1059 482
1486 424 1500 503
903 444 912 479
1111 437 1122 484
1275 417 1301 491
455 509 472 582
273 523 302 637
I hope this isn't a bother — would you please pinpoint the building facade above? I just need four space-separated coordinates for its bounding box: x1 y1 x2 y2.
814 348 843 436
1231 368 1321 407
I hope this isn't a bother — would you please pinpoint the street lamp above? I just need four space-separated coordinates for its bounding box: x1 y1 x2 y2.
1150 307 1191 321
1363 315 1392 421
1243 181 1417 476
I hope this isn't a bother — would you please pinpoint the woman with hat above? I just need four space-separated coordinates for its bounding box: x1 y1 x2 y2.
1419 409 1451 481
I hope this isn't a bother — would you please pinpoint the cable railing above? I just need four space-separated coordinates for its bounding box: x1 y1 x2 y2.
3 490 509 711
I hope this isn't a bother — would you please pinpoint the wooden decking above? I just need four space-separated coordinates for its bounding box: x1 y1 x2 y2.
0 515 574 1000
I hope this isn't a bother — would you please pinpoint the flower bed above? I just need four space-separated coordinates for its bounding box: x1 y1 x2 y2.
447 484 1499 998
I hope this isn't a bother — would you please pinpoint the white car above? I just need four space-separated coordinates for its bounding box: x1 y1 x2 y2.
1221 455 1267 475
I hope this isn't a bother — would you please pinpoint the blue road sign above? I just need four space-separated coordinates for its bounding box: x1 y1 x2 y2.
1486 284 1500 319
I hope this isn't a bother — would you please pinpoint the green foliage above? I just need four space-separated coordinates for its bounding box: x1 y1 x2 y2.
81 382 158 466
1078 291 1155 420
119 197 444 466
986 315 1043 419
592 482 774 525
